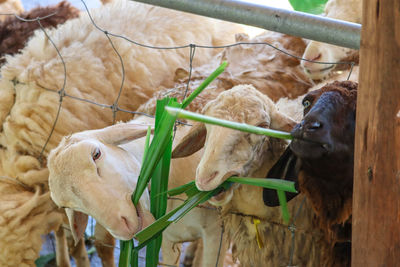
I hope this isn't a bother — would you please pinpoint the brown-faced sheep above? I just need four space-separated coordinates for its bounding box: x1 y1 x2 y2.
0 0 244 265
301 0 361 80
172 84 337 267
0 1 80 65
263 81 358 266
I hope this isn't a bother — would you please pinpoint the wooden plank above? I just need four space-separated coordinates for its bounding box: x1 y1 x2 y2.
352 0 400 266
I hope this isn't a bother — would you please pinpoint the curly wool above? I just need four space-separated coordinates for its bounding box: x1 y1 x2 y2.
0 1 243 265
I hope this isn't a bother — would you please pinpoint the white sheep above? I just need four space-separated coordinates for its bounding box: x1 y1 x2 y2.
301 0 361 80
47 115 228 267
172 84 337 266
0 0 244 265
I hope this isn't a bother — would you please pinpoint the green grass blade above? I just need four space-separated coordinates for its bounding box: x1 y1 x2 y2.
166 180 196 196
227 177 297 193
134 203 184 244
146 98 173 267
277 190 290 224
142 126 152 162
131 248 139 267
35 253 55 267
167 190 215 222
132 99 181 205
181 61 227 109
166 107 293 140
118 240 133 267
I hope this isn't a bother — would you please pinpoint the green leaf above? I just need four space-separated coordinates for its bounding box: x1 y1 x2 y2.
166 107 293 140
166 180 196 196
167 190 215 222
132 99 181 205
135 204 184 245
119 240 133 267
35 253 55 267
181 61 227 109
146 98 174 267
277 190 290 224
289 0 328 14
226 177 297 193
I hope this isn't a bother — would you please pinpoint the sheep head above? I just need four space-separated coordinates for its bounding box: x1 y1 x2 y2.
173 85 296 206
301 0 361 80
290 81 357 160
48 122 155 242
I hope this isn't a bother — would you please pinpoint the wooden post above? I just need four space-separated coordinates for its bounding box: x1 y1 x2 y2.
353 0 400 266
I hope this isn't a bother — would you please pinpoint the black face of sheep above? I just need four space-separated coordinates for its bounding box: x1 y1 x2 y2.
290 86 357 160
263 81 357 210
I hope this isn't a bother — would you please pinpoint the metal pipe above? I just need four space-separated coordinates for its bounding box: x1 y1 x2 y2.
131 0 361 49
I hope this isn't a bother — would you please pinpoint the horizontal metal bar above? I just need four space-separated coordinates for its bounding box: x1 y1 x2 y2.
131 0 361 49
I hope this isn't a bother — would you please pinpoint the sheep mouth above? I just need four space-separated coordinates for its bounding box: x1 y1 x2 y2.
209 174 237 203
134 203 144 233
290 138 331 158
305 64 335 74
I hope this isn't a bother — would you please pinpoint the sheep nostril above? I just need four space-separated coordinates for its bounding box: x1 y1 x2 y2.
311 53 321 61
305 121 322 131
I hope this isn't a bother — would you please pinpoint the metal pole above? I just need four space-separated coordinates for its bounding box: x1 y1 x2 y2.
131 0 361 49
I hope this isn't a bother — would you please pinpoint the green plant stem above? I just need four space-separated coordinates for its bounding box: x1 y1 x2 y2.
277 190 290 224
227 177 297 193
181 61 227 109
132 100 181 205
166 107 293 140
146 98 173 267
119 240 133 267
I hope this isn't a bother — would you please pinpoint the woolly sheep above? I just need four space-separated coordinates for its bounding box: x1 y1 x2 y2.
46 28 316 265
0 0 244 265
47 116 228 267
0 1 80 65
263 81 358 266
301 0 361 80
172 84 337 266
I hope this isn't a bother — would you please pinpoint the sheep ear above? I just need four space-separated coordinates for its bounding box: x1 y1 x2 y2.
65 208 88 246
80 122 153 145
263 147 300 207
172 122 206 158
270 111 297 133
174 67 189 82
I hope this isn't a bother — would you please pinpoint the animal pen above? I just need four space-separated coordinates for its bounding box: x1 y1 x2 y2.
0 0 398 266
129 1 399 266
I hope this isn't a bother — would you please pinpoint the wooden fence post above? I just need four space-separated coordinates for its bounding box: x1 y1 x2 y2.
352 0 400 266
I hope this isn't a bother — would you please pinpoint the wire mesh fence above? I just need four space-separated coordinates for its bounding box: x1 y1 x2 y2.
0 0 357 266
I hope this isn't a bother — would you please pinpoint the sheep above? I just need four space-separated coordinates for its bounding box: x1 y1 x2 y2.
0 0 245 265
172 84 338 267
301 0 361 80
263 81 358 266
47 115 228 267
0 0 23 21
45 27 316 265
0 1 80 65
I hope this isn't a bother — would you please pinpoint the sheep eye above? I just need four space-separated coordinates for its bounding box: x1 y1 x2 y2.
92 148 101 161
257 122 269 128
303 100 311 108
